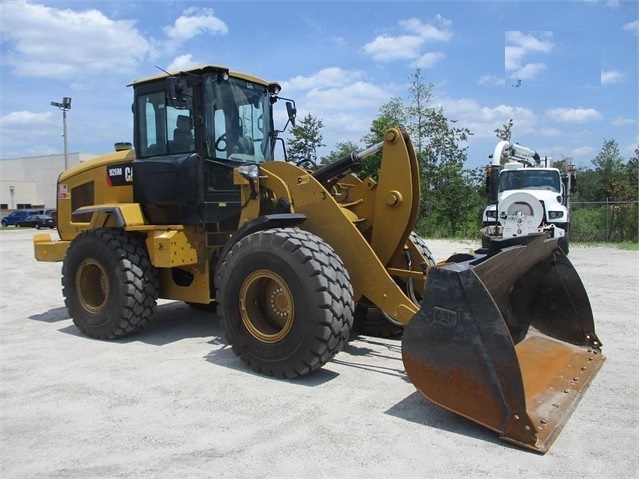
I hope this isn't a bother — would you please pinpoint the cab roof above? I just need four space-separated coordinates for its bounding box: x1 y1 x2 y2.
128 64 279 90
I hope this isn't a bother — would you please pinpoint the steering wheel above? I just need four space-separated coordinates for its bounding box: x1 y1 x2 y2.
215 133 227 152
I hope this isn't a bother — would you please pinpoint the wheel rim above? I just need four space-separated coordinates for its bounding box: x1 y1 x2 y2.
239 269 294 343
75 258 110 313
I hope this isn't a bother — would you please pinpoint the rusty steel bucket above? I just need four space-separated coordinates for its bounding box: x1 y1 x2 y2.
402 233 604 453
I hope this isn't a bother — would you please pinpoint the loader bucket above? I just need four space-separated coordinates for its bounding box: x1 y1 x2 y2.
402 234 604 453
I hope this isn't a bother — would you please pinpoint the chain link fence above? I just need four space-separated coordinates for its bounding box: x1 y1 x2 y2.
570 200 639 243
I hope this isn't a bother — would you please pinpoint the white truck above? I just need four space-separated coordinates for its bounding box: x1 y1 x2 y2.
481 141 576 254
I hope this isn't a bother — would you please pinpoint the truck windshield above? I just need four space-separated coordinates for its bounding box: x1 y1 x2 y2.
499 170 560 193
204 76 273 163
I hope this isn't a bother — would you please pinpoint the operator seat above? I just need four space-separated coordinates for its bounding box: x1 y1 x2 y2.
172 115 195 153
235 136 254 155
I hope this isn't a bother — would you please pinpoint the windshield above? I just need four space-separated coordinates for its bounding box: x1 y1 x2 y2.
204 75 273 163
499 169 561 193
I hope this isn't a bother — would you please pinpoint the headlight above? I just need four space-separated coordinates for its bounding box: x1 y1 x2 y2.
548 211 564 219
486 210 497 218
238 164 259 179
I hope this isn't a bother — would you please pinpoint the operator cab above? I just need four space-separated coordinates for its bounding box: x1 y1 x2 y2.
130 65 289 226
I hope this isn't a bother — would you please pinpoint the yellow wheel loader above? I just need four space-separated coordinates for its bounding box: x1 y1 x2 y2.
33 65 604 453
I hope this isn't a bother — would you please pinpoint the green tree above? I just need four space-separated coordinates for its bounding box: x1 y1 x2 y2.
591 139 628 200
575 139 638 241
319 140 360 166
361 69 476 237
494 119 514 142
286 113 325 166
359 97 406 180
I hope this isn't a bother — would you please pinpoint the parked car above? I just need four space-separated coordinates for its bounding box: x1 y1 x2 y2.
45 209 57 223
15 214 56 229
1 210 39 227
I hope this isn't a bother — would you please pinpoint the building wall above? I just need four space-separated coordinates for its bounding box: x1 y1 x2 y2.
0 152 97 210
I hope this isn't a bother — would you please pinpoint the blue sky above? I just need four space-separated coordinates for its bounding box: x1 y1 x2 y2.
1 0 637 169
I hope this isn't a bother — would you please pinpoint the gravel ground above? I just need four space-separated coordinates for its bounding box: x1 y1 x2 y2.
1 229 637 478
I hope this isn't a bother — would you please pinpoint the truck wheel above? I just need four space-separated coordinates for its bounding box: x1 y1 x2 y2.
559 235 570 255
215 228 354 378
355 232 435 338
62 228 159 339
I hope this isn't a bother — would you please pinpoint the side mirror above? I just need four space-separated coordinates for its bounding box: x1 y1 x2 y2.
167 77 188 109
286 101 297 127
486 165 500 203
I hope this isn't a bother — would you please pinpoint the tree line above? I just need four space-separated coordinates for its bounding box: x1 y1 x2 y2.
285 69 638 243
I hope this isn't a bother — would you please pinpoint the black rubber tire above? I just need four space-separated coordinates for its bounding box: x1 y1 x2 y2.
0 220 6 227
354 305 403 338
215 228 354 378
559 234 569 255
558 223 570 255
410 231 436 268
62 228 159 339
354 232 435 338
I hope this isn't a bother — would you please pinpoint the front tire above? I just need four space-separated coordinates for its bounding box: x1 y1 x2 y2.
354 232 435 338
215 228 354 378
558 223 570 255
62 228 159 339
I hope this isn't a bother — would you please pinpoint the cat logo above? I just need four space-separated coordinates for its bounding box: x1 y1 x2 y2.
106 163 134 186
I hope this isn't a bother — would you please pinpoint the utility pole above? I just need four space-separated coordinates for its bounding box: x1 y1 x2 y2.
50 97 72 170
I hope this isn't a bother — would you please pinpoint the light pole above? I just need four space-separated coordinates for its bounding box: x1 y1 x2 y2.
50 97 72 170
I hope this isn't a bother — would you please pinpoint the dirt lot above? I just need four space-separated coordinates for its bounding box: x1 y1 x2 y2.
1 228 637 478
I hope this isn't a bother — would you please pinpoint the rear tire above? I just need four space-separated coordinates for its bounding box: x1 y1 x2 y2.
215 228 354 378
62 228 159 339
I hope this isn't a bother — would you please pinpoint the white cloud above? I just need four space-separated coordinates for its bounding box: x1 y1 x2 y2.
433 97 537 139
623 20 639 35
163 7 228 51
400 16 453 42
363 16 452 63
331 36 347 47
0 0 155 78
412 52 446 69
570 145 596 158
478 74 505 86
278 69 392 156
546 107 602 123
505 31 553 80
612 116 636 126
363 34 424 61
281 67 365 91
516 62 547 80
166 54 201 72
0 111 57 156
601 70 626 85
305 81 389 111
0 111 54 127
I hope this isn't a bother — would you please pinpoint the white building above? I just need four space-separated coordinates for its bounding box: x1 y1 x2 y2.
0 152 97 211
